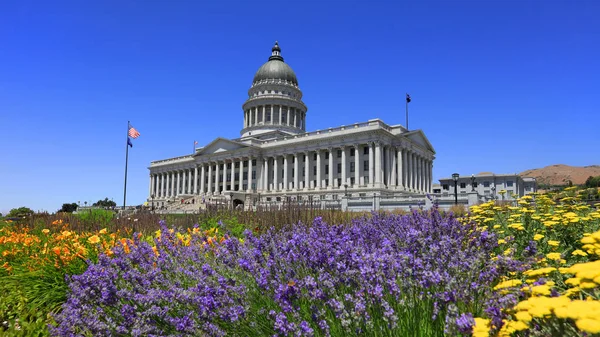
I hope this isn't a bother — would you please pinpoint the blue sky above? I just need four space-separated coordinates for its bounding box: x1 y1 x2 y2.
1 0 598 213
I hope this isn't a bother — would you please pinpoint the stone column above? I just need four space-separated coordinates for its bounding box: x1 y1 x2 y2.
294 153 299 190
264 158 270 191
182 170 187 194
229 159 235 191
261 106 265 124
341 146 347 186
200 165 206 194
354 145 360 187
405 151 412 191
247 157 253 192
149 174 154 198
412 153 417 191
375 142 382 187
162 173 166 198
316 150 322 189
273 156 279 191
283 155 289 190
287 108 291 127
222 161 228 192
385 146 390 187
391 148 397 187
193 166 198 194
304 151 310 190
237 160 243 192
169 172 174 197
207 164 213 195
215 162 220 194
397 148 403 189
256 156 263 192
328 148 334 189
368 142 374 187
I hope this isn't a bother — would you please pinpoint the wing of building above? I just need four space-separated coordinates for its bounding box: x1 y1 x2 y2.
148 42 436 210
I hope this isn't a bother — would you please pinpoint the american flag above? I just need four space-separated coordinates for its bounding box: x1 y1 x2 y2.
128 125 141 139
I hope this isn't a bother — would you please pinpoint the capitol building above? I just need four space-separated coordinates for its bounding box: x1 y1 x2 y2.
148 42 436 210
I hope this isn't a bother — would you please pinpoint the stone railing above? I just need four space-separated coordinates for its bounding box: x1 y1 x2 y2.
258 119 393 145
150 155 194 166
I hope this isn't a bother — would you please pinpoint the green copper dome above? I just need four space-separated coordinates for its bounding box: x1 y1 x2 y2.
252 42 298 85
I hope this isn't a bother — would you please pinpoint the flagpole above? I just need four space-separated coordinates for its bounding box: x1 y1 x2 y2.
123 121 129 211
405 93 409 130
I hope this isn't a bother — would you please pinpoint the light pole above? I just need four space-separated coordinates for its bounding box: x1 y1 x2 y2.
230 192 234 210
471 174 476 192
452 173 459 205
344 183 348 197
491 186 496 200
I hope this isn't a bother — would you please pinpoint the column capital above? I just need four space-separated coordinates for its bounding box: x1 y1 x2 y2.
352 143 361 150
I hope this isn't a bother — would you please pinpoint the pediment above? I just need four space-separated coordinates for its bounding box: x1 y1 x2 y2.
404 130 436 154
194 138 249 156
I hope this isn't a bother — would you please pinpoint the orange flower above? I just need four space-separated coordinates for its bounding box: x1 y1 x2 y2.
152 246 159 257
62 230 72 238
105 249 114 257
52 246 62 255
99 228 108 234
42 229 50 234
88 235 100 244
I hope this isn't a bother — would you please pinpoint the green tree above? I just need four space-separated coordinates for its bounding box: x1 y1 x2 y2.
59 203 78 213
93 197 117 208
7 207 34 218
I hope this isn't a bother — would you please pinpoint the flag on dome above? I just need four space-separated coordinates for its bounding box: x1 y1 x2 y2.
406 93 411 103
128 124 140 139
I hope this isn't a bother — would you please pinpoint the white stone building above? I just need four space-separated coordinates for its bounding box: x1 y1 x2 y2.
148 42 436 210
436 173 537 200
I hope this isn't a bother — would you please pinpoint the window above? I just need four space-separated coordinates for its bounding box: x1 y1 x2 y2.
483 181 490 187
333 194 338 200
364 177 369 184
313 166 317 175
443 184 449 190
325 165 329 175
363 147 369 155
363 161 369 171
325 152 329 159
252 171 256 179
313 153 317 161
252 159 256 166
350 162 355 173
351 177 355 184
507 181 514 187
484 190 490 195
473 182 478 188
337 163 342 174
337 150 342 158
350 148 355 156
460 182 466 188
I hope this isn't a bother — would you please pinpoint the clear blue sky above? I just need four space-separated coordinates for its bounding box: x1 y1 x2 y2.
1 0 598 214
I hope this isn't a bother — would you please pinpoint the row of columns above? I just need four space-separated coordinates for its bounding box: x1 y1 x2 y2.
149 143 433 199
244 105 305 130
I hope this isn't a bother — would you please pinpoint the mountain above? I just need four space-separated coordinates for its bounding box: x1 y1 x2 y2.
519 164 600 186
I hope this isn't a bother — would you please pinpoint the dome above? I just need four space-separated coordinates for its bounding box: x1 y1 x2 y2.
252 42 298 85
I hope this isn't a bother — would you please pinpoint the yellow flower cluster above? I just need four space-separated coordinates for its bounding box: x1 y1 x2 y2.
470 190 600 336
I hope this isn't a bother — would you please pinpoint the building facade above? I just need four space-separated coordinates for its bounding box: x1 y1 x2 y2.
148 43 436 210
436 173 537 200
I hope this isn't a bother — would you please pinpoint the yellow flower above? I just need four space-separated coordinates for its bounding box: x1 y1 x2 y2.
576 319 600 334
99 228 108 234
87 235 100 244
515 311 532 323
498 239 507 245
473 318 490 337
494 279 522 290
42 229 50 234
546 252 562 261
572 249 588 257
62 230 72 237
548 240 560 247
533 234 544 241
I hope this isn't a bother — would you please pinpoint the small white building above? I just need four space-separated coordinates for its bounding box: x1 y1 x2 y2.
436 173 537 200
147 42 436 210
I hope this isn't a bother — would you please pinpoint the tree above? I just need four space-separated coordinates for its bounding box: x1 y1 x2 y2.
585 176 600 188
93 197 117 208
7 207 34 218
59 203 78 213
